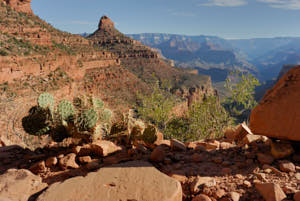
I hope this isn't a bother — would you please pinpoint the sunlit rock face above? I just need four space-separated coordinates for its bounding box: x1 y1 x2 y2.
2 0 33 14
250 65 300 141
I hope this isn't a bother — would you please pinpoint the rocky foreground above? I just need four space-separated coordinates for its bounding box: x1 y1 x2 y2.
0 66 300 201
0 123 299 201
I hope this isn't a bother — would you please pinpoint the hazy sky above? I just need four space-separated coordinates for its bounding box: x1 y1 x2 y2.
32 0 300 39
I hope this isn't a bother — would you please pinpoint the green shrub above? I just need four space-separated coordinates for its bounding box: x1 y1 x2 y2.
0 49 8 56
164 117 189 142
137 81 176 129
187 96 233 140
137 89 232 142
224 71 260 122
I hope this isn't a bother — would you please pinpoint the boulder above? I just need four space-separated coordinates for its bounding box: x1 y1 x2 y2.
78 156 92 164
224 126 239 140
270 141 294 159
294 192 300 201
204 140 220 151
0 169 47 201
220 142 234 149
150 145 165 162
255 183 286 201
155 139 171 147
29 160 46 174
170 139 186 151
85 160 101 171
192 194 212 201
228 192 240 201
90 140 122 157
190 177 216 194
170 173 188 184
213 188 226 199
193 140 220 151
37 161 182 201
45 157 58 167
279 160 296 173
257 153 274 165
239 134 263 146
225 123 253 141
59 153 79 170
250 66 300 141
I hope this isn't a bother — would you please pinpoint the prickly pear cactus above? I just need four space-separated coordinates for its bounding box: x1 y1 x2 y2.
100 108 112 123
77 109 98 131
58 100 75 121
92 97 104 110
130 125 143 142
38 93 54 110
141 124 158 144
73 96 84 109
90 124 104 141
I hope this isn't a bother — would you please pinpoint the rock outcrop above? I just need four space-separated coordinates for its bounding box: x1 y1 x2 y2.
277 64 297 80
98 15 115 30
2 0 33 14
0 169 47 201
255 183 287 201
37 161 182 201
250 65 300 141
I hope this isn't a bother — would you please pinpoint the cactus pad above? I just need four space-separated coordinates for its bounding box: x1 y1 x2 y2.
38 93 54 109
58 100 75 121
77 109 98 131
142 124 158 144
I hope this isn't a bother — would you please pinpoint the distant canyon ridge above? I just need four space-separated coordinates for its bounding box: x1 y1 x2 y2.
126 33 300 82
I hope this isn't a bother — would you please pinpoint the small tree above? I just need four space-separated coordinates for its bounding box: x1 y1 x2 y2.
137 80 176 130
224 71 260 122
187 96 233 141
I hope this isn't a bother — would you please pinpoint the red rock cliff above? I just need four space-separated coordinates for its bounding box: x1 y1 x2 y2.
98 16 115 30
2 0 32 14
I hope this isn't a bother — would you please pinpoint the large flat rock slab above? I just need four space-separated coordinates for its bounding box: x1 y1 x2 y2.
0 169 47 201
37 161 182 201
250 65 300 141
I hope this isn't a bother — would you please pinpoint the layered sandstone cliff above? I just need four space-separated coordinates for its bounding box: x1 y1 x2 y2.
1 0 32 14
88 16 212 93
0 2 214 147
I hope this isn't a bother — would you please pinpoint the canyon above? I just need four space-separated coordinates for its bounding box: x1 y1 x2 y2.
0 0 213 147
0 1 299 201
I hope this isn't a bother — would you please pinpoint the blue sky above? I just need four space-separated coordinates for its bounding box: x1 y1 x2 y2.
32 0 300 39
